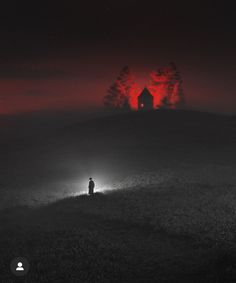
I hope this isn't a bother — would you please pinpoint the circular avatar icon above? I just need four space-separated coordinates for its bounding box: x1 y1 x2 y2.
10 257 30 276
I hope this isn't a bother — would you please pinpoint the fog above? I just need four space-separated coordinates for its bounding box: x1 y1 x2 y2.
1 110 235 208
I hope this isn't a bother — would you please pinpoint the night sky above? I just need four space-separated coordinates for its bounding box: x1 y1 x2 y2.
0 1 235 115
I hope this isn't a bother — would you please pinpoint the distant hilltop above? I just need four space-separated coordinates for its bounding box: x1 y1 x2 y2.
104 63 185 111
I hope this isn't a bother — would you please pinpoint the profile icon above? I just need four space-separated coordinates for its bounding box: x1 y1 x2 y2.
16 262 24 271
11 257 29 276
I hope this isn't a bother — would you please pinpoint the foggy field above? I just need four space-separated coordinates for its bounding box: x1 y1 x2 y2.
1 185 236 282
1 110 235 208
0 110 236 282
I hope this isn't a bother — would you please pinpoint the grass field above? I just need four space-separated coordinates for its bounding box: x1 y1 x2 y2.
1 184 236 282
0 110 235 282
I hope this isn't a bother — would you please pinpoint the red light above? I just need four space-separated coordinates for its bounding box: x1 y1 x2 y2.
141 103 144 108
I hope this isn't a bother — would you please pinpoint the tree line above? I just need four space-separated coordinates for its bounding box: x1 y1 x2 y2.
104 63 185 110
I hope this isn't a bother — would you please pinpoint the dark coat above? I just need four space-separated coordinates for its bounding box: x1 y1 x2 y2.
88 180 95 195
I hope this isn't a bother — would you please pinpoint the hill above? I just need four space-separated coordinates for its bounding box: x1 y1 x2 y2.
0 109 236 282
1 185 236 282
1 109 235 208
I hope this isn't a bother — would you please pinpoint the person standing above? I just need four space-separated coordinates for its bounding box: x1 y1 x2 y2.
88 178 95 195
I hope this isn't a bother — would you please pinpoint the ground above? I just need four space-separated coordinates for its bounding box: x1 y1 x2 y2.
0 110 235 282
1 188 236 282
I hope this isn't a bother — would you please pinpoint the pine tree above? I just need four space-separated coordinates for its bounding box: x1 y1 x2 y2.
150 63 185 109
168 62 185 108
149 66 173 108
104 66 136 110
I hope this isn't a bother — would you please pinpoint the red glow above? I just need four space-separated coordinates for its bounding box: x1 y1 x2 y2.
0 78 103 115
0 65 184 115
0 54 234 115
128 65 184 110
128 83 141 110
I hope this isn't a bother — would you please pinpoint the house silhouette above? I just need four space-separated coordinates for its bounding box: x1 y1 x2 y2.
138 87 154 110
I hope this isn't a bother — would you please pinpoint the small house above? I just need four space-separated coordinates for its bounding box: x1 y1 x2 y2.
138 87 154 110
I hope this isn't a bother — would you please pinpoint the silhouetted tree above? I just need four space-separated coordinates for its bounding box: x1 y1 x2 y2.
104 66 135 110
159 96 173 109
168 62 185 108
149 63 185 109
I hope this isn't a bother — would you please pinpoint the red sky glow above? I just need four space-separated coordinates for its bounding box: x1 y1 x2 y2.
0 54 235 115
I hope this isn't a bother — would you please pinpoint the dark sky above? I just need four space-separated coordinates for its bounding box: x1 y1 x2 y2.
0 0 235 114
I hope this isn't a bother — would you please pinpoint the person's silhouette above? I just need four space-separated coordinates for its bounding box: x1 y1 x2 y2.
88 178 95 195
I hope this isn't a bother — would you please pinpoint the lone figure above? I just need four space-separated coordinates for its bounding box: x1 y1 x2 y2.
88 177 95 195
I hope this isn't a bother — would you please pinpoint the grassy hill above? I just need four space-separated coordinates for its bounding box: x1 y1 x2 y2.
1 109 235 207
1 187 236 282
0 110 236 282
